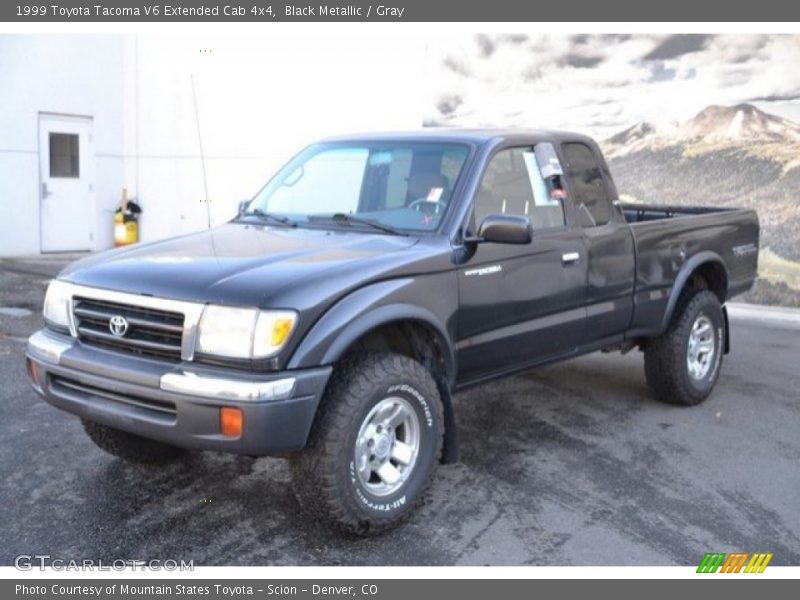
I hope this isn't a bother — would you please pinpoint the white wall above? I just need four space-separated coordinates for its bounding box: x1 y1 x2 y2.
0 35 126 255
0 33 428 256
126 33 427 242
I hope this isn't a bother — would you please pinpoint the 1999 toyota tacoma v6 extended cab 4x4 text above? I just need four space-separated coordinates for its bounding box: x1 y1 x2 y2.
27 130 759 534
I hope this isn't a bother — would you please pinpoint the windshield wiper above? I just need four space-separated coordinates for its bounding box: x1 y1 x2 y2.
239 208 296 227
308 213 406 236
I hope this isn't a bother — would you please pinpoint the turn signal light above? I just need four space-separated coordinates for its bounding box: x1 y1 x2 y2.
27 358 39 382
272 318 294 347
27 358 43 393
220 407 243 437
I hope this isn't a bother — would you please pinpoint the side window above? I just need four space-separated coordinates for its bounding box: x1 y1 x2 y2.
561 142 612 227
474 147 566 230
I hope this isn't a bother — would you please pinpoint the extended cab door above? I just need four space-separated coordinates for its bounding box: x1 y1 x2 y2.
560 141 636 345
456 145 587 384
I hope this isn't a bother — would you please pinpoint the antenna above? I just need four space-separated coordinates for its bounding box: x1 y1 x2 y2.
190 73 212 229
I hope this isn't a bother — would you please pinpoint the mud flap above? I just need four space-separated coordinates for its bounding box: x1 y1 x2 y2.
723 305 731 354
440 388 459 464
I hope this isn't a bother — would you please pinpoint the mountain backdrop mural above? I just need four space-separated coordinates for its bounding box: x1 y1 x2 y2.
426 34 800 306
603 103 800 306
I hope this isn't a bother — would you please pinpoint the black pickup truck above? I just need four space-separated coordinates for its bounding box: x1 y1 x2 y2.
27 130 759 534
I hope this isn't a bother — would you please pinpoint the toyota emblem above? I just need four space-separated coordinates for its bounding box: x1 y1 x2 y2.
108 315 129 337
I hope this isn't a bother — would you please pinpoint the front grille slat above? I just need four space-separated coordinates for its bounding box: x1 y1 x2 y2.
51 375 177 417
74 306 183 333
74 298 184 325
73 296 185 361
77 326 181 353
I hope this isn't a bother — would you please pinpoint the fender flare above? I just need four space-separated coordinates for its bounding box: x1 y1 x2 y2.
660 251 728 332
318 303 456 380
287 280 456 381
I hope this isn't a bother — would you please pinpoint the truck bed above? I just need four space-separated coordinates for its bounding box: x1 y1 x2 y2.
619 202 760 338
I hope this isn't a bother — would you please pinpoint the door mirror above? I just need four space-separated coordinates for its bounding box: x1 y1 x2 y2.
474 214 532 244
237 199 250 216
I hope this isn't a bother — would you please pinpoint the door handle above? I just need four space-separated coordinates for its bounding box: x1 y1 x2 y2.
562 252 580 264
41 182 52 199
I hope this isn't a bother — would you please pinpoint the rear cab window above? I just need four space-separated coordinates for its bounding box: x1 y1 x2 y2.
561 142 615 227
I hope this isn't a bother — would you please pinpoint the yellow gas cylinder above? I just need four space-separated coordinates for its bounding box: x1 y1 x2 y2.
114 187 140 246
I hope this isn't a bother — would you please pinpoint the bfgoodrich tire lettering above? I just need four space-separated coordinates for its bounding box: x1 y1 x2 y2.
289 352 444 535
644 290 725 406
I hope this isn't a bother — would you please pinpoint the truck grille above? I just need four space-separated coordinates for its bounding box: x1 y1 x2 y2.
50 375 177 420
73 297 185 361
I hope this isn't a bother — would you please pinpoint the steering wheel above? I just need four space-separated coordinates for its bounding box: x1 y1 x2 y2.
408 198 446 214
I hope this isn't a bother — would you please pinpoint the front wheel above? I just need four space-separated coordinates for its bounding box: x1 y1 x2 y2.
289 353 444 535
644 290 726 406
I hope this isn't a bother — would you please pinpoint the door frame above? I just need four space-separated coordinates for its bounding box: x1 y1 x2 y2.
453 142 587 384
37 112 96 253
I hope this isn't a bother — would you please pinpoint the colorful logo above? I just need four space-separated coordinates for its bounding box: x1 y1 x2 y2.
697 552 773 573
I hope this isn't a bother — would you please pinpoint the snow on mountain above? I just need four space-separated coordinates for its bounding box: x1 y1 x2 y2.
603 104 800 159
681 104 800 143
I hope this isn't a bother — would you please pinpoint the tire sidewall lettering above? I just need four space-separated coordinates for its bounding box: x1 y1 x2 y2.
708 324 724 382
387 383 433 428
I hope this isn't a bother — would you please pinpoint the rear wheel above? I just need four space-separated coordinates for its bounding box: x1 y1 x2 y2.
82 420 186 463
290 352 444 535
644 290 725 406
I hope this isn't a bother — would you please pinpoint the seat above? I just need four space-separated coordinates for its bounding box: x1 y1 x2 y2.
406 172 450 204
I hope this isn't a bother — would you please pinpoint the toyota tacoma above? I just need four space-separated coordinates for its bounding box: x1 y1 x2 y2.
26 130 759 534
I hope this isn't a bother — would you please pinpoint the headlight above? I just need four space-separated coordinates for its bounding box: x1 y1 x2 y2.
195 306 297 359
43 280 74 329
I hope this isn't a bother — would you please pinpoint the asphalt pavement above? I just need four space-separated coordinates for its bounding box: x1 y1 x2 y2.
1 258 798 566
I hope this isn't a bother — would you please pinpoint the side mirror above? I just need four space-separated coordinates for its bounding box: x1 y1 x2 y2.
237 199 250 216
472 214 532 245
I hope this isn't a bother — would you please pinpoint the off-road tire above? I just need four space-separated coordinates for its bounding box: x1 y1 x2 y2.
289 352 444 535
82 419 186 463
644 290 725 406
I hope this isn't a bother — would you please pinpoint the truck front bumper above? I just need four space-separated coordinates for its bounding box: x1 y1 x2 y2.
26 329 332 456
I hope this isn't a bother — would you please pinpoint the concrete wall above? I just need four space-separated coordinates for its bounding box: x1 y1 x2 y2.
0 35 126 255
0 33 426 255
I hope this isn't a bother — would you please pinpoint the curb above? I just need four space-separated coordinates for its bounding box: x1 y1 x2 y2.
0 253 88 279
727 302 800 328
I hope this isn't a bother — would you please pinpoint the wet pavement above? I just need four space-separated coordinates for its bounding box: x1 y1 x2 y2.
1 260 798 566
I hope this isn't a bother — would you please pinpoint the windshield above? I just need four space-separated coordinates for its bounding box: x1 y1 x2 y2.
245 141 471 232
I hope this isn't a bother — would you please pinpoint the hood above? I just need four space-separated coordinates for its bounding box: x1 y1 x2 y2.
61 223 427 307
